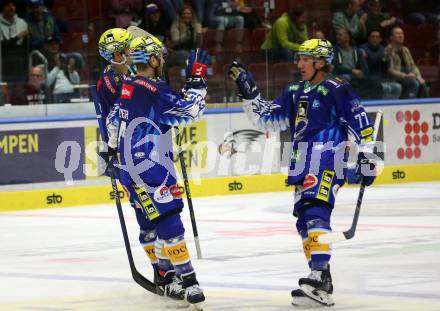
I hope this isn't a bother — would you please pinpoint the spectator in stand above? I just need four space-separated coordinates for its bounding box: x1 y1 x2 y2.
168 5 202 66
361 30 401 98
332 0 366 43
261 5 308 63
385 26 429 98
234 0 263 30
48 52 80 103
26 0 59 50
209 0 245 53
333 27 378 98
362 0 400 38
109 0 143 28
211 0 245 30
0 0 28 82
191 0 215 29
31 36 80 103
139 3 168 43
9 66 49 105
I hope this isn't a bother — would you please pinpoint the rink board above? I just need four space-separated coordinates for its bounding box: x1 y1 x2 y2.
1 99 440 212
1 162 440 212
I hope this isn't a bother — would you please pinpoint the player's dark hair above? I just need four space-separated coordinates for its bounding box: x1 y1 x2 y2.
136 63 149 71
322 63 332 73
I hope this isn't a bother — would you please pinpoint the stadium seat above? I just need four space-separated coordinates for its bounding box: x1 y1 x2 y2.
417 24 438 49
401 24 419 48
206 63 226 103
248 62 273 98
418 65 440 83
273 62 298 93
66 18 87 33
416 57 438 66
215 52 239 67
251 28 267 51
61 32 84 53
202 29 224 55
167 66 186 90
224 28 252 53
0 82 9 104
427 79 440 97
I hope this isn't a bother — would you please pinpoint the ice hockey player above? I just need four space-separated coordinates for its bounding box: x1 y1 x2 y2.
96 28 186 302
228 39 378 307
114 34 209 310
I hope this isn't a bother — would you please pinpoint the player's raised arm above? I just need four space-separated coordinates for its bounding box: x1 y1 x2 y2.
228 61 290 131
157 49 211 126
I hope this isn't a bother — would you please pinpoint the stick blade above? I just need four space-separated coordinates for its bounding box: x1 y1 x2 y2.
318 232 347 244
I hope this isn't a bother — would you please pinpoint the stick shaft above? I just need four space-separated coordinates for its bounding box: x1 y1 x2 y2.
176 128 203 259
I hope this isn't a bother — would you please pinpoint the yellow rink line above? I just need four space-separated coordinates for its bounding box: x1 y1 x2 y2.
1 163 440 212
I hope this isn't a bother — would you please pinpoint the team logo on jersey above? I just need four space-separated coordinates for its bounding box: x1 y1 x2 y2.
350 99 362 113
312 99 320 109
121 84 134 99
294 101 309 140
296 101 308 123
154 186 173 203
303 174 318 190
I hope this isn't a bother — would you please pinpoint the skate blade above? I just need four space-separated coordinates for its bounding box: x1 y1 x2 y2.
300 285 334 307
165 300 190 309
292 295 324 308
190 301 204 311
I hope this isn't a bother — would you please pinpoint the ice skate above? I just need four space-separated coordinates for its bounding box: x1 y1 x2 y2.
291 288 325 308
155 270 189 308
182 273 205 310
296 267 334 307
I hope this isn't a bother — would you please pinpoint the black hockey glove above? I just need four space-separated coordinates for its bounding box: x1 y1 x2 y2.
355 150 377 186
228 60 259 100
99 146 118 174
184 48 210 90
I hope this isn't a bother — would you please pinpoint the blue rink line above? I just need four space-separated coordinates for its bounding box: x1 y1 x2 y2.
1 272 439 300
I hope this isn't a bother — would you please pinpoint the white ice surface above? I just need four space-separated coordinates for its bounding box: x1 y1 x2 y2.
1 182 440 310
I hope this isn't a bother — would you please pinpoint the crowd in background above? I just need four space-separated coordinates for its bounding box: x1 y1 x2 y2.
0 0 439 105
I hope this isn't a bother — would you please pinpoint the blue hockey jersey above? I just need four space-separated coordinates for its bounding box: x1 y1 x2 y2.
117 76 206 186
96 65 126 139
243 75 374 185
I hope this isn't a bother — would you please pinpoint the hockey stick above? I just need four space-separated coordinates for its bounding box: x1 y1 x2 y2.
175 127 203 259
127 26 152 38
90 86 157 294
319 110 383 244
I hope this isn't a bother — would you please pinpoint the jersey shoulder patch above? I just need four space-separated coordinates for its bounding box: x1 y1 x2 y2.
286 81 305 93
